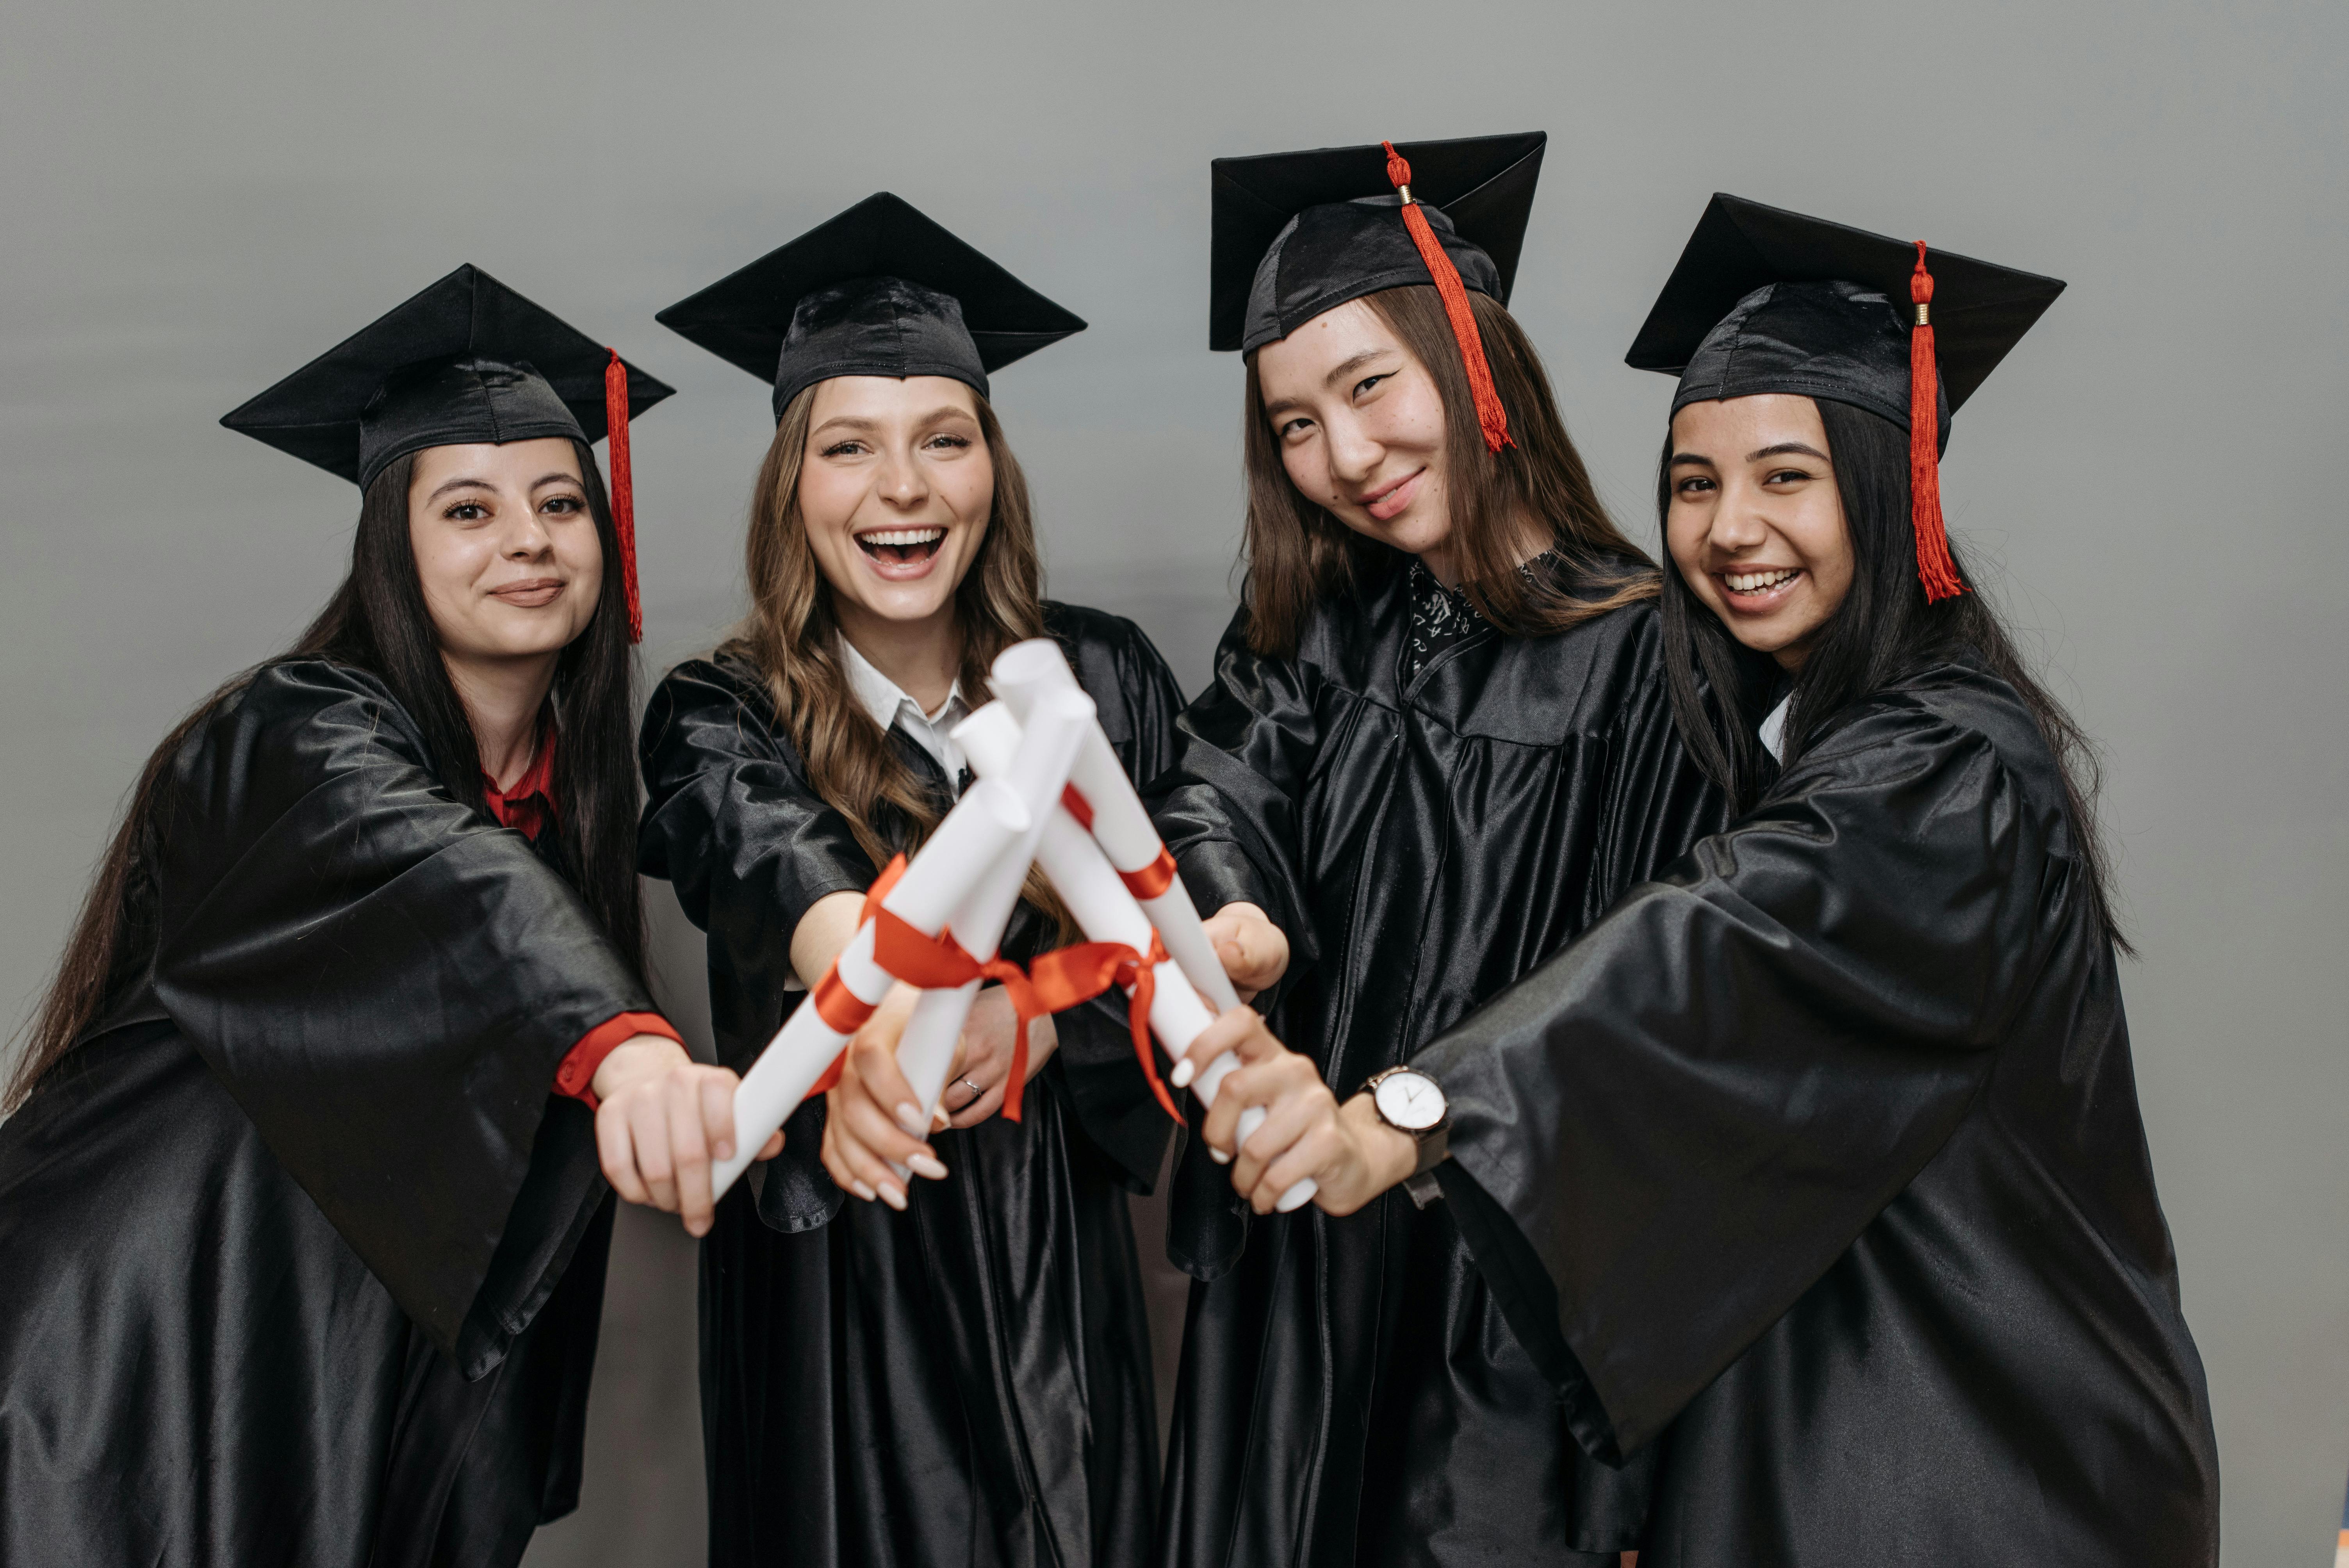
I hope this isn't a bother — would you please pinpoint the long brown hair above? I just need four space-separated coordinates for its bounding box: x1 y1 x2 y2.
1240 285 1658 657
7 439 646 1111
726 384 1049 878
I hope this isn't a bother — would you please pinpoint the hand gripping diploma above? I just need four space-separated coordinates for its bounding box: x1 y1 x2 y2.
705 772 1038 1203
987 641 1317 1211
1171 1013 1420 1217
816 689 1092 1205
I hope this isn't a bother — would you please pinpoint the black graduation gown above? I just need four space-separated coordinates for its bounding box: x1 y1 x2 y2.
0 659 649 1568
1147 561 1729 1568
1415 658 2220 1563
636 603 1186 1568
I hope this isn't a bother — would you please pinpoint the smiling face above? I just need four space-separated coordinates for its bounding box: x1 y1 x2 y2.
795 375 993 641
1253 298 1457 578
1665 394 1857 670
408 437 603 665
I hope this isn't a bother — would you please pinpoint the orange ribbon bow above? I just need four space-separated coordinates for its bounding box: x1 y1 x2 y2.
805 853 1187 1126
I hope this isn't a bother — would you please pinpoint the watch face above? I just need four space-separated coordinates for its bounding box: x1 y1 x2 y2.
1374 1069 1446 1132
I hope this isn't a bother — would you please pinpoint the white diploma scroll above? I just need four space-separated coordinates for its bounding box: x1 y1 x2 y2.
988 640 1241 1015
710 776 1032 1200
891 689 1095 1135
959 691 1319 1212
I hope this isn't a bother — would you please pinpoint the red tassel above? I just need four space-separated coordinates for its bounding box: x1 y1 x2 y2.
1383 142 1512 454
603 349 644 643
1908 244 1964 603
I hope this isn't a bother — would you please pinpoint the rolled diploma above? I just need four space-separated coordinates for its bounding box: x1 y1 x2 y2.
892 690 1095 1137
710 776 1032 1199
958 702 1317 1212
989 640 1240 1015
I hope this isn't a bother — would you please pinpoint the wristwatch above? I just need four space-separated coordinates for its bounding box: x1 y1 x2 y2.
1363 1065 1450 1179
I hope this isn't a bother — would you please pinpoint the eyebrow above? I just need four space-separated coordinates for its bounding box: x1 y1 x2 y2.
1667 452 1715 469
1748 441 1831 463
1322 348 1393 389
1262 348 1401 420
812 407 977 439
425 471 582 503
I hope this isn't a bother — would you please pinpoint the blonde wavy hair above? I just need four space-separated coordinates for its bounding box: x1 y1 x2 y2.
725 383 1056 894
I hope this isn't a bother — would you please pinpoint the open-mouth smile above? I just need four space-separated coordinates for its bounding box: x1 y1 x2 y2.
854 526 950 581
857 527 945 564
1717 566 1803 608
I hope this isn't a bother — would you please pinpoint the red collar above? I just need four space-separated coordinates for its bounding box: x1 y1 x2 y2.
482 725 558 839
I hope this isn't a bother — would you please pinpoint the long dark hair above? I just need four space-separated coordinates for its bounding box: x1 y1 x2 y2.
1240 285 1659 658
7 438 645 1110
1657 397 2127 948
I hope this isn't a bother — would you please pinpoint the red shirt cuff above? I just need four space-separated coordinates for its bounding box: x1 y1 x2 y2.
555 1012 683 1110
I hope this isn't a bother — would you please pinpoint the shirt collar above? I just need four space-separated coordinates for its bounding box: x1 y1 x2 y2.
839 636 964 730
837 636 968 777
481 720 558 838
1758 695 1791 763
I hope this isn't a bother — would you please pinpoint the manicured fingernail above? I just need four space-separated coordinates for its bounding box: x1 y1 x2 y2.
879 1183 907 1211
932 1107 951 1131
895 1103 926 1135
1209 1146 1231 1165
1171 1059 1195 1089
1276 1182 1314 1213
850 1180 877 1202
907 1154 948 1180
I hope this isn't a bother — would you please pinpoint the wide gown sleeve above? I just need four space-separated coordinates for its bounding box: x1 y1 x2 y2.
1148 606 1326 998
637 657 875 1065
148 661 654 1372
638 657 877 1231
1417 694 2058 1462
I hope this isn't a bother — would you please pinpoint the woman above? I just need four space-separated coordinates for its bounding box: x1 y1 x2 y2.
0 265 743 1568
1146 135 1729 1568
1188 197 2221 1563
637 193 1186 1568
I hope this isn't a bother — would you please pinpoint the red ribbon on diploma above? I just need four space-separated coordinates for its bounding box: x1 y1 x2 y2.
871 897 1047 1120
1060 786 1179 900
1027 932 1187 1124
806 853 1187 1127
807 856 911 1094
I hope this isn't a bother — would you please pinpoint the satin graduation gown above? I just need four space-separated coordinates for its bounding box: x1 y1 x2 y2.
0 660 650 1568
637 604 1185 1568
1417 657 2220 1563
1148 558 1729 1568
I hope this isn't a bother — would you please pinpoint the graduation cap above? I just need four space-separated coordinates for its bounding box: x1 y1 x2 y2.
1627 194 2065 601
1210 131 1546 453
221 264 674 640
656 192 1087 422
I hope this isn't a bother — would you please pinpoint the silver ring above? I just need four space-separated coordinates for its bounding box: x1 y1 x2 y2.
957 1076 985 1110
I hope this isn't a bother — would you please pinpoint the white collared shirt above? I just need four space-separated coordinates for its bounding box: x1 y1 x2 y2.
838 636 970 781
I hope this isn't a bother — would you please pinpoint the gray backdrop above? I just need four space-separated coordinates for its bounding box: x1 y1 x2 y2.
2 1 2340 1561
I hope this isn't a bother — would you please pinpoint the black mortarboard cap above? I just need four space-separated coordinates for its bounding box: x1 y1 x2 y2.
1209 131 1545 355
221 264 674 491
221 264 674 641
1626 193 2064 437
655 192 1087 422
1626 194 2065 602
